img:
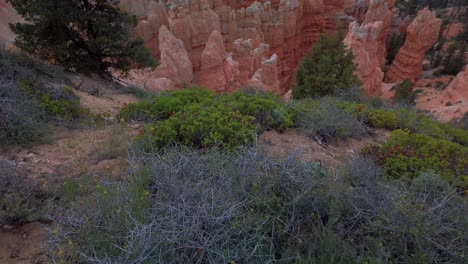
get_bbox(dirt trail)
[0,75,139,263]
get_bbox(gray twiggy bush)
[49,148,467,263]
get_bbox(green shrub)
[393,79,416,105]
[0,49,91,146]
[221,89,293,131]
[298,99,366,140]
[387,33,406,64]
[120,88,216,121]
[122,88,293,149]
[0,160,49,226]
[367,108,398,129]
[0,82,50,147]
[364,130,468,188]
[18,80,81,121]
[135,104,256,150]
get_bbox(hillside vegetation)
[1,1,467,263]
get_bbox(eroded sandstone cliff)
[385,8,442,83]
[121,0,361,93]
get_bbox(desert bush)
[393,79,416,105]
[222,89,293,131]
[387,32,406,64]
[93,124,131,161]
[0,48,67,82]
[0,160,49,226]
[123,88,293,149]
[49,147,468,263]
[135,104,256,150]
[363,129,468,188]
[339,162,467,263]
[0,81,49,147]
[298,99,367,140]
[18,80,81,121]
[120,88,216,121]
[120,85,159,100]
[0,49,99,146]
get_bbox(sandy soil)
[0,74,140,263]
[260,128,390,167]
[0,223,47,264]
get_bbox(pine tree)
[393,79,416,105]
[8,0,157,79]
[293,29,360,99]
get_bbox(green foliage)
[438,43,466,75]
[8,0,157,78]
[290,97,468,147]
[120,88,216,121]
[293,29,360,99]
[18,80,81,121]
[0,160,49,226]
[393,79,416,105]
[366,107,468,146]
[364,130,468,188]
[298,98,366,140]
[0,48,99,147]
[387,33,406,65]
[221,89,293,131]
[396,0,451,16]
[122,88,293,149]
[0,49,79,146]
[137,104,256,150]
[0,82,50,147]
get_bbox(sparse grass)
[93,124,131,161]
[0,48,106,147]
[120,85,159,100]
[0,160,50,226]
[297,98,367,141]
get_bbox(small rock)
[2,224,14,231]
[130,123,142,130]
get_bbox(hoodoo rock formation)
[442,66,468,108]
[344,0,397,95]
[0,0,21,46]
[386,8,442,83]
[344,21,384,95]
[363,0,395,68]
[119,0,361,93]
[247,54,281,93]
[196,30,240,92]
[127,25,193,91]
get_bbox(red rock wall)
[124,0,360,93]
[0,0,361,93]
